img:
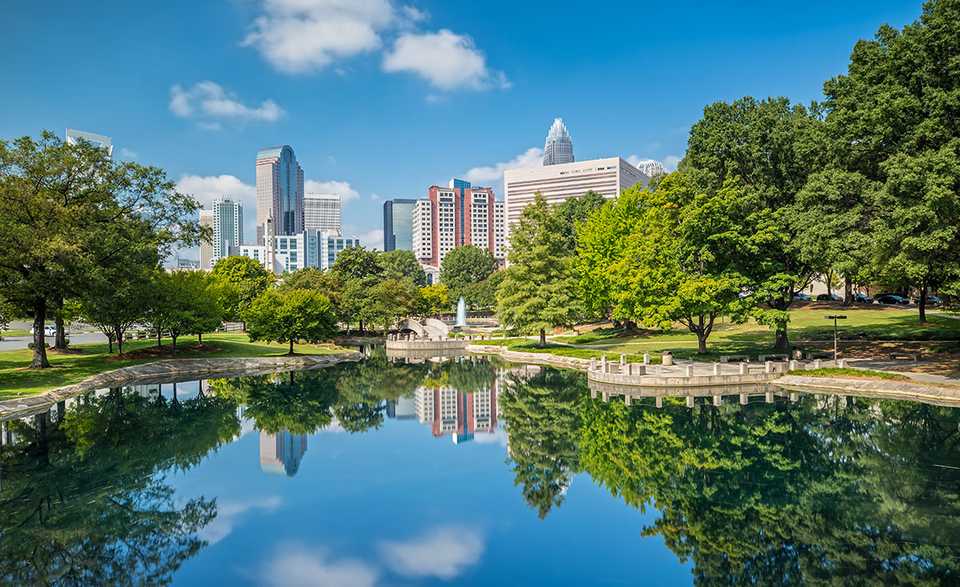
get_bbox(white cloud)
[304,179,359,203]
[169,81,284,126]
[663,155,682,170]
[359,228,384,250]
[380,526,484,579]
[464,147,542,186]
[259,544,378,587]
[243,0,399,74]
[118,147,138,160]
[383,30,509,91]
[198,496,282,545]
[176,174,257,243]
[472,428,509,448]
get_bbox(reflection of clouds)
[259,545,378,587]
[317,419,345,434]
[199,496,282,545]
[473,428,509,448]
[379,526,484,579]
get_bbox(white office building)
[212,198,243,263]
[198,210,214,270]
[240,230,361,274]
[304,193,342,234]
[503,156,648,228]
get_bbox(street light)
[826,315,847,362]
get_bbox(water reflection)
[2,354,960,585]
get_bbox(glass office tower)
[383,199,418,251]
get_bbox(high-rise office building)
[256,145,304,244]
[304,193,342,234]
[383,199,418,251]
[66,129,113,157]
[542,118,574,166]
[211,198,243,263]
[198,210,214,270]
[411,179,507,269]
[240,230,360,273]
[503,157,648,228]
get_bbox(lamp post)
[826,315,847,362]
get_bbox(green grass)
[0,333,347,400]
[0,329,30,338]
[788,367,909,381]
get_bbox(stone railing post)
[620,354,626,368]
[643,353,650,365]
[685,365,694,377]
[686,396,695,408]
[713,395,722,407]
[739,362,748,375]
[764,361,773,374]
[655,396,663,409]
[600,355,607,372]
[739,393,748,405]
[713,363,720,375]
[765,390,774,403]
[814,359,821,369]
[590,358,596,371]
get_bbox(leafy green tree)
[366,277,419,332]
[462,270,503,311]
[80,258,155,354]
[380,249,427,286]
[418,283,451,317]
[0,132,201,368]
[497,195,585,346]
[440,245,498,305]
[683,97,827,350]
[281,268,346,326]
[210,256,273,327]
[142,271,222,352]
[213,370,339,435]
[552,190,607,251]
[245,288,337,354]
[331,246,384,280]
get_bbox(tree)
[822,0,960,320]
[683,97,827,350]
[245,289,337,354]
[142,271,221,352]
[366,278,419,332]
[0,132,201,368]
[497,195,586,346]
[210,256,272,327]
[80,261,155,355]
[331,246,383,280]
[0,294,14,340]
[440,245,498,305]
[380,249,427,286]
[418,283,451,317]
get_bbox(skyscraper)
[542,118,574,166]
[256,145,303,244]
[383,199,418,251]
[66,129,113,157]
[259,430,308,477]
[198,210,214,270]
[211,198,243,262]
[304,193,342,234]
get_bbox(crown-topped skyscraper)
[542,118,574,166]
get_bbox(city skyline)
[2,1,924,250]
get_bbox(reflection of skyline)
[386,396,417,420]
[413,380,499,445]
[259,430,308,477]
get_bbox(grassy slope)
[491,307,960,362]
[788,367,909,381]
[0,333,345,399]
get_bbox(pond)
[2,351,960,585]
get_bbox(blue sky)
[2,0,922,253]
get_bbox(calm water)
[3,352,960,585]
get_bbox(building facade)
[383,199,418,252]
[503,156,648,228]
[411,179,507,269]
[66,128,113,157]
[256,145,304,244]
[211,198,243,263]
[198,209,214,270]
[542,118,574,166]
[240,230,361,274]
[304,193,341,234]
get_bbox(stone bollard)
[602,391,609,402]
[713,363,721,376]
[838,359,847,368]
[814,359,821,369]
[662,351,673,366]
[789,359,797,371]
[739,362,748,375]
[590,358,596,371]
[643,353,650,365]
[686,396,695,408]
[624,394,632,406]
[591,388,597,399]
[789,392,799,403]
[685,365,694,377]
[765,361,773,374]
[620,354,626,367]
[600,355,607,372]
[713,395,722,407]
[765,390,774,403]
[655,396,663,409]
[740,393,748,405]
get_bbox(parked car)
[816,293,842,302]
[852,292,873,304]
[29,325,57,337]
[876,294,910,305]
[912,295,943,306]
[793,292,812,302]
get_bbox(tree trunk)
[774,326,790,352]
[198,332,203,345]
[843,276,853,306]
[919,280,928,323]
[539,328,546,347]
[115,326,124,355]
[359,320,365,334]
[54,297,67,350]
[157,328,162,348]
[697,331,708,354]
[30,297,50,369]
[171,335,177,353]
[106,332,114,354]
[288,339,294,355]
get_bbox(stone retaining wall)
[0,353,361,421]
[776,375,960,406]
[386,339,467,351]
[588,370,783,387]
[466,345,593,370]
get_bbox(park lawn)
[0,333,347,400]
[788,367,909,381]
[0,329,30,338]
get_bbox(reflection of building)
[415,377,499,444]
[386,396,417,420]
[259,430,308,477]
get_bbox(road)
[0,322,108,352]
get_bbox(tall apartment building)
[503,156,648,228]
[383,199,418,251]
[304,193,341,234]
[414,375,499,445]
[411,179,507,268]
[198,210,214,270]
[211,198,243,262]
[256,145,304,244]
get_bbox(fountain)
[455,297,467,329]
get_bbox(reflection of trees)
[578,395,960,584]
[333,350,428,432]
[213,369,338,435]
[499,367,586,519]
[0,387,239,584]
